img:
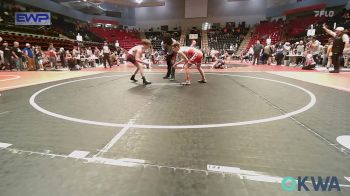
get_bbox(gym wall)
[135,0,267,31]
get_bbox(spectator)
[48,43,57,70]
[325,38,333,69]
[0,37,3,70]
[34,46,44,70]
[296,41,305,65]
[296,41,305,55]
[274,43,284,65]
[58,47,66,68]
[283,42,291,66]
[0,41,13,70]
[102,42,112,68]
[252,40,263,65]
[22,43,35,71]
[262,44,273,65]
[306,37,321,65]
[94,47,101,65]
[190,40,197,47]
[65,50,75,70]
[248,46,254,63]
[115,40,120,50]
[86,47,94,67]
[11,41,23,71]
[72,46,80,67]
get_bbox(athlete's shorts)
[126,54,136,64]
[188,53,203,65]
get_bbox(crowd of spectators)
[240,27,349,72]
[0,37,136,71]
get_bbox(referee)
[102,42,112,68]
[162,33,176,80]
[323,24,349,73]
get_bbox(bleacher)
[89,27,141,50]
[287,9,350,44]
[145,31,181,51]
[286,15,326,37]
[208,28,247,50]
[247,21,283,50]
[246,8,349,50]
[0,31,72,49]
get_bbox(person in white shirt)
[248,46,254,63]
[86,47,94,67]
[283,42,291,66]
[306,37,321,65]
[94,47,101,65]
[102,42,112,68]
[115,40,120,49]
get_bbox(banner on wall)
[15,12,51,25]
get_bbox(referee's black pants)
[103,53,112,68]
[165,53,175,78]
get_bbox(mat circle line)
[29,73,317,129]
[0,75,21,82]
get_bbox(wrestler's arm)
[173,51,188,67]
[322,24,336,37]
[135,48,149,65]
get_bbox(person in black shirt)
[11,41,23,71]
[252,40,263,65]
[323,24,349,73]
[162,33,176,80]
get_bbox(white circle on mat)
[29,73,317,129]
[336,135,350,150]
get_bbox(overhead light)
[136,0,143,4]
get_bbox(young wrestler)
[172,42,207,85]
[127,39,152,85]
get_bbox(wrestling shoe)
[197,79,207,83]
[130,75,138,82]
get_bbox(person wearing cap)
[23,43,35,71]
[323,24,349,73]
